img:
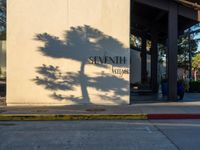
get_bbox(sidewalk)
[0,100,200,120]
[0,93,199,120]
[1,101,200,114]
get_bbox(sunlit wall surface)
[7,0,130,105]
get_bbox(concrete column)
[141,37,147,84]
[151,30,158,93]
[168,1,178,100]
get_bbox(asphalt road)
[0,120,200,150]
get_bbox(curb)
[0,114,148,121]
[147,114,200,119]
[0,114,200,121]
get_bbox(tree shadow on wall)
[34,25,129,104]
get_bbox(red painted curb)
[147,114,200,119]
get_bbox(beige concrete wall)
[7,0,130,105]
[130,50,151,84]
[130,49,141,84]
[0,41,6,77]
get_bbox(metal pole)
[188,31,192,80]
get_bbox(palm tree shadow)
[34,25,129,104]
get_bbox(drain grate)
[85,108,105,112]
[35,110,49,113]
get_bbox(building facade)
[5,0,200,106]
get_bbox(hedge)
[189,80,200,93]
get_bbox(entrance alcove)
[130,0,200,103]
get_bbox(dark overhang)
[131,0,200,42]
